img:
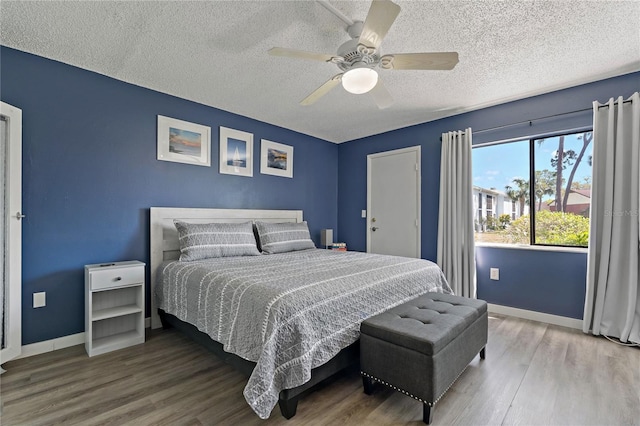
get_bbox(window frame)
[473,128,593,249]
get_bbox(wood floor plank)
[502,325,640,426]
[1,316,638,425]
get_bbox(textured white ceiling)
[1,1,639,143]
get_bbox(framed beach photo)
[219,126,253,177]
[157,115,211,167]
[261,139,293,178]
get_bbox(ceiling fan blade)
[380,52,459,70]
[300,74,343,106]
[369,79,393,109]
[269,47,338,63]
[358,0,401,50]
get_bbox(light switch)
[361,210,367,218]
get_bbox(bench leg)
[480,347,486,360]
[362,376,375,395]
[423,404,433,424]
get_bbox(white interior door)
[367,146,421,258]
[1,101,23,367]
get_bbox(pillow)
[174,221,260,261]
[255,221,316,254]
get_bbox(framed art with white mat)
[261,139,293,178]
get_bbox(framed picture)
[260,139,293,178]
[157,115,211,167]
[219,127,253,177]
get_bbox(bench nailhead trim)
[361,371,432,406]
[361,362,473,408]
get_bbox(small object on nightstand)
[85,260,145,357]
[330,242,347,251]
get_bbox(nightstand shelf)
[85,261,145,357]
[92,304,143,321]
[91,330,144,353]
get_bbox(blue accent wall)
[338,71,639,319]
[475,247,587,318]
[1,46,338,345]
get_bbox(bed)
[150,207,451,419]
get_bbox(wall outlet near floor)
[490,268,500,281]
[33,292,46,308]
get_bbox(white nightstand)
[85,260,145,357]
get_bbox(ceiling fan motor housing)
[336,38,379,72]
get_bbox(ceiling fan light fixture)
[341,67,378,94]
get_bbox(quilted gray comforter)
[157,249,451,419]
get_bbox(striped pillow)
[174,221,260,261]
[255,221,316,254]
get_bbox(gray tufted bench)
[360,292,487,424]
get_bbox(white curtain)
[437,129,476,298]
[0,117,5,350]
[583,92,640,344]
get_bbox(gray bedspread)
[157,248,451,419]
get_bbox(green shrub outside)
[501,210,590,246]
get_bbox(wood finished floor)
[1,314,639,425]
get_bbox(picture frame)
[157,115,211,167]
[219,126,253,177]
[260,139,293,178]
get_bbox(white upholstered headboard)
[149,207,303,328]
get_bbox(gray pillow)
[255,221,316,254]
[174,221,260,261]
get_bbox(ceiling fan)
[268,0,459,109]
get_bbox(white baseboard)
[16,317,153,360]
[17,332,85,359]
[12,310,582,360]
[488,304,583,330]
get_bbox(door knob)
[15,211,26,221]
[371,226,378,232]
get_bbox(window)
[472,130,593,247]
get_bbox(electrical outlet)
[33,292,46,308]
[490,268,500,281]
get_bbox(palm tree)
[505,178,529,218]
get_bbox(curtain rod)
[440,98,633,139]
[472,107,591,135]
